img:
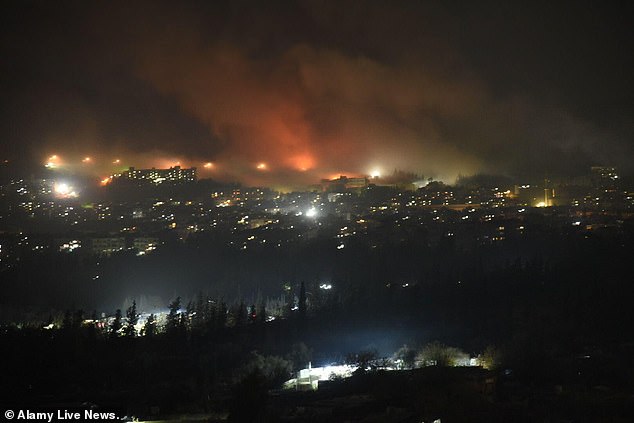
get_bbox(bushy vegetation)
[417,341,470,367]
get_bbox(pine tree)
[235,301,246,327]
[194,292,205,331]
[258,302,267,324]
[217,301,228,329]
[62,310,72,330]
[87,310,98,339]
[110,309,122,338]
[185,300,195,331]
[143,313,156,337]
[72,309,84,330]
[166,297,181,335]
[124,300,138,337]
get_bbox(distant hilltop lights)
[39,154,433,187]
[113,166,197,185]
[44,154,123,169]
[40,153,317,183]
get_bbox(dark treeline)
[2,222,634,410]
[1,213,634,419]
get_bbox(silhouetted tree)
[110,309,122,338]
[394,344,417,369]
[234,301,246,327]
[72,309,84,330]
[417,341,468,367]
[346,349,380,373]
[142,313,156,337]
[217,301,228,329]
[166,297,181,335]
[193,292,205,331]
[477,345,503,370]
[86,310,99,339]
[257,302,266,324]
[287,342,312,372]
[185,300,195,330]
[124,300,138,337]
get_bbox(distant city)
[1,161,631,313]
[1,163,629,262]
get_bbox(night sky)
[1,0,632,185]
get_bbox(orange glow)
[203,162,214,169]
[100,176,112,186]
[289,154,315,171]
[325,171,364,180]
[82,157,92,163]
[256,162,267,170]
[113,159,121,164]
[45,154,61,168]
[152,158,188,169]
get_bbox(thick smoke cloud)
[1,1,632,184]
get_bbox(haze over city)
[2,1,633,186]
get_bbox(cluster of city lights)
[44,153,390,185]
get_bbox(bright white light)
[319,283,332,290]
[336,243,345,250]
[370,169,381,178]
[54,183,71,195]
[306,207,317,218]
[54,182,78,198]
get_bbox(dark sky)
[1,0,632,184]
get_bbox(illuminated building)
[591,166,619,191]
[118,166,196,184]
[91,237,126,256]
[133,237,159,255]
